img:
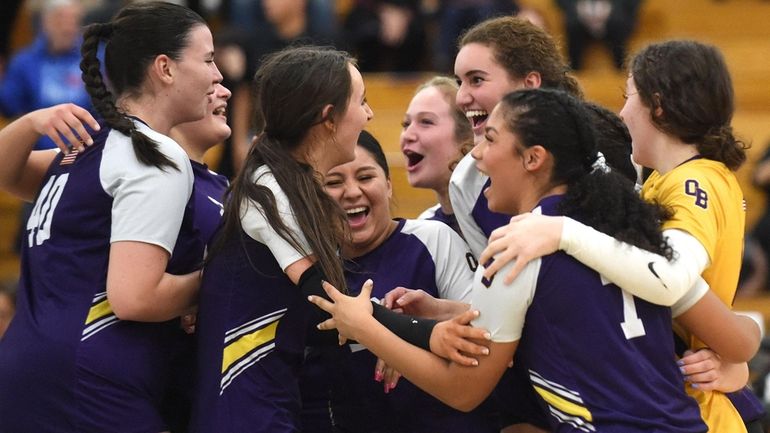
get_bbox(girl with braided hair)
[309,88,707,432]
[0,2,222,431]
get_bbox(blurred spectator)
[0,0,92,257]
[741,145,770,295]
[555,0,641,70]
[0,0,24,77]
[211,28,252,178]
[0,281,16,340]
[433,0,520,73]
[343,0,427,72]
[214,0,341,177]
[83,0,125,24]
[251,0,339,61]
[0,0,92,150]
[224,0,337,40]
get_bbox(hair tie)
[590,152,610,174]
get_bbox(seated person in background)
[555,0,641,70]
[343,0,427,71]
[0,0,93,255]
[432,0,520,72]
[0,0,92,150]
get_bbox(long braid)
[80,21,178,171]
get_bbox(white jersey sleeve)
[401,219,475,302]
[671,276,710,318]
[448,153,489,258]
[559,218,710,306]
[101,125,194,254]
[239,165,312,271]
[471,257,540,343]
[417,203,441,220]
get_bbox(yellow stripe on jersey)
[533,384,593,422]
[85,298,113,325]
[222,320,279,374]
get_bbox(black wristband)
[371,302,437,351]
[298,264,325,299]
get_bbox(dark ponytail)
[630,40,748,171]
[499,89,672,259]
[214,46,355,294]
[697,124,747,171]
[460,16,584,99]
[80,2,206,171]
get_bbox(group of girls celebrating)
[0,1,761,432]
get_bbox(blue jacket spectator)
[0,0,92,150]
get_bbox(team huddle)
[0,1,761,433]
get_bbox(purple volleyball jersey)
[167,161,228,275]
[418,203,462,237]
[162,160,227,430]
[728,386,765,423]
[448,153,511,258]
[0,122,194,433]
[472,195,707,433]
[192,166,314,433]
[301,218,494,433]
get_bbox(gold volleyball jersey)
[642,158,746,433]
[642,158,745,322]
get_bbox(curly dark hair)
[630,40,748,171]
[499,89,672,259]
[584,102,637,183]
[460,16,583,99]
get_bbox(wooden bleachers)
[365,0,770,220]
[0,112,20,283]
[0,191,20,284]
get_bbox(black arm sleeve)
[298,264,339,345]
[371,303,437,351]
[300,265,437,350]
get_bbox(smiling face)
[619,75,657,169]
[170,24,223,125]
[171,82,231,157]
[400,86,463,192]
[454,43,525,139]
[324,145,393,258]
[471,104,528,214]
